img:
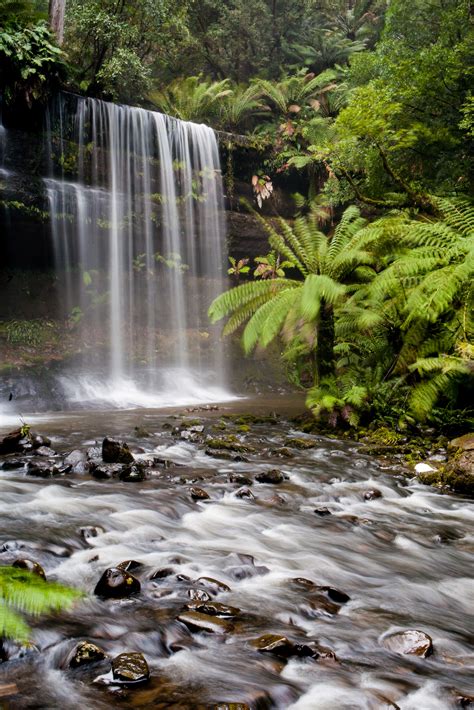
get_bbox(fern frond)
[242,288,300,353]
[208,279,298,322]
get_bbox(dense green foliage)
[0,1,64,106]
[211,199,473,427]
[0,566,81,641]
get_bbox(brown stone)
[383,630,433,658]
[177,611,233,634]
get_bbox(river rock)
[118,462,146,482]
[79,526,104,542]
[30,434,52,449]
[26,461,60,478]
[90,463,123,480]
[12,558,46,579]
[250,634,295,658]
[68,641,107,668]
[35,446,56,457]
[284,438,316,449]
[0,429,24,455]
[211,704,250,710]
[255,469,285,484]
[318,586,350,604]
[383,629,433,658]
[228,473,253,486]
[196,577,231,594]
[235,487,255,500]
[185,601,240,617]
[117,560,143,572]
[1,459,25,470]
[102,437,134,464]
[150,567,174,580]
[314,507,332,516]
[177,611,233,634]
[449,433,474,451]
[111,652,150,684]
[190,486,210,501]
[364,489,382,501]
[294,641,338,661]
[188,588,212,602]
[94,568,141,598]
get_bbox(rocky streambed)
[0,403,473,709]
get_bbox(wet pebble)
[255,469,285,484]
[177,610,234,634]
[382,629,433,658]
[94,568,141,599]
[68,641,107,668]
[111,652,150,685]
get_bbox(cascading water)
[44,93,232,408]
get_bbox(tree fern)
[0,567,81,642]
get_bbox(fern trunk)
[314,304,335,386]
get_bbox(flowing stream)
[0,402,472,709]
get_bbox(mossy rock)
[418,464,474,496]
[285,438,317,450]
[205,437,255,454]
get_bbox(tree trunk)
[49,0,66,45]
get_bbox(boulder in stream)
[196,577,231,594]
[255,469,285,484]
[26,461,60,478]
[250,634,295,659]
[177,610,234,634]
[94,568,141,599]
[185,601,240,618]
[190,486,210,501]
[382,629,433,658]
[102,437,134,464]
[111,652,150,685]
[68,641,107,668]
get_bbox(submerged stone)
[284,438,317,449]
[102,437,134,464]
[26,460,60,478]
[383,630,433,658]
[235,487,255,500]
[111,652,150,684]
[364,489,383,501]
[188,588,212,602]
[177,611,234,634]
[94,568,140,599]
[196,577,231,594]
[190,486,210,501]
[69,641,107,668]
[79,526,104,542]
[185,601,240,617]
[228,473,253,486]
[117,560,143,572]
[255,469,285,484]
[250,634,295,658]
[150,567,174,580]
[118,462,146,482]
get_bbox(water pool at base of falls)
[0,400,472,709]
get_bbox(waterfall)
[44,94,231,407]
